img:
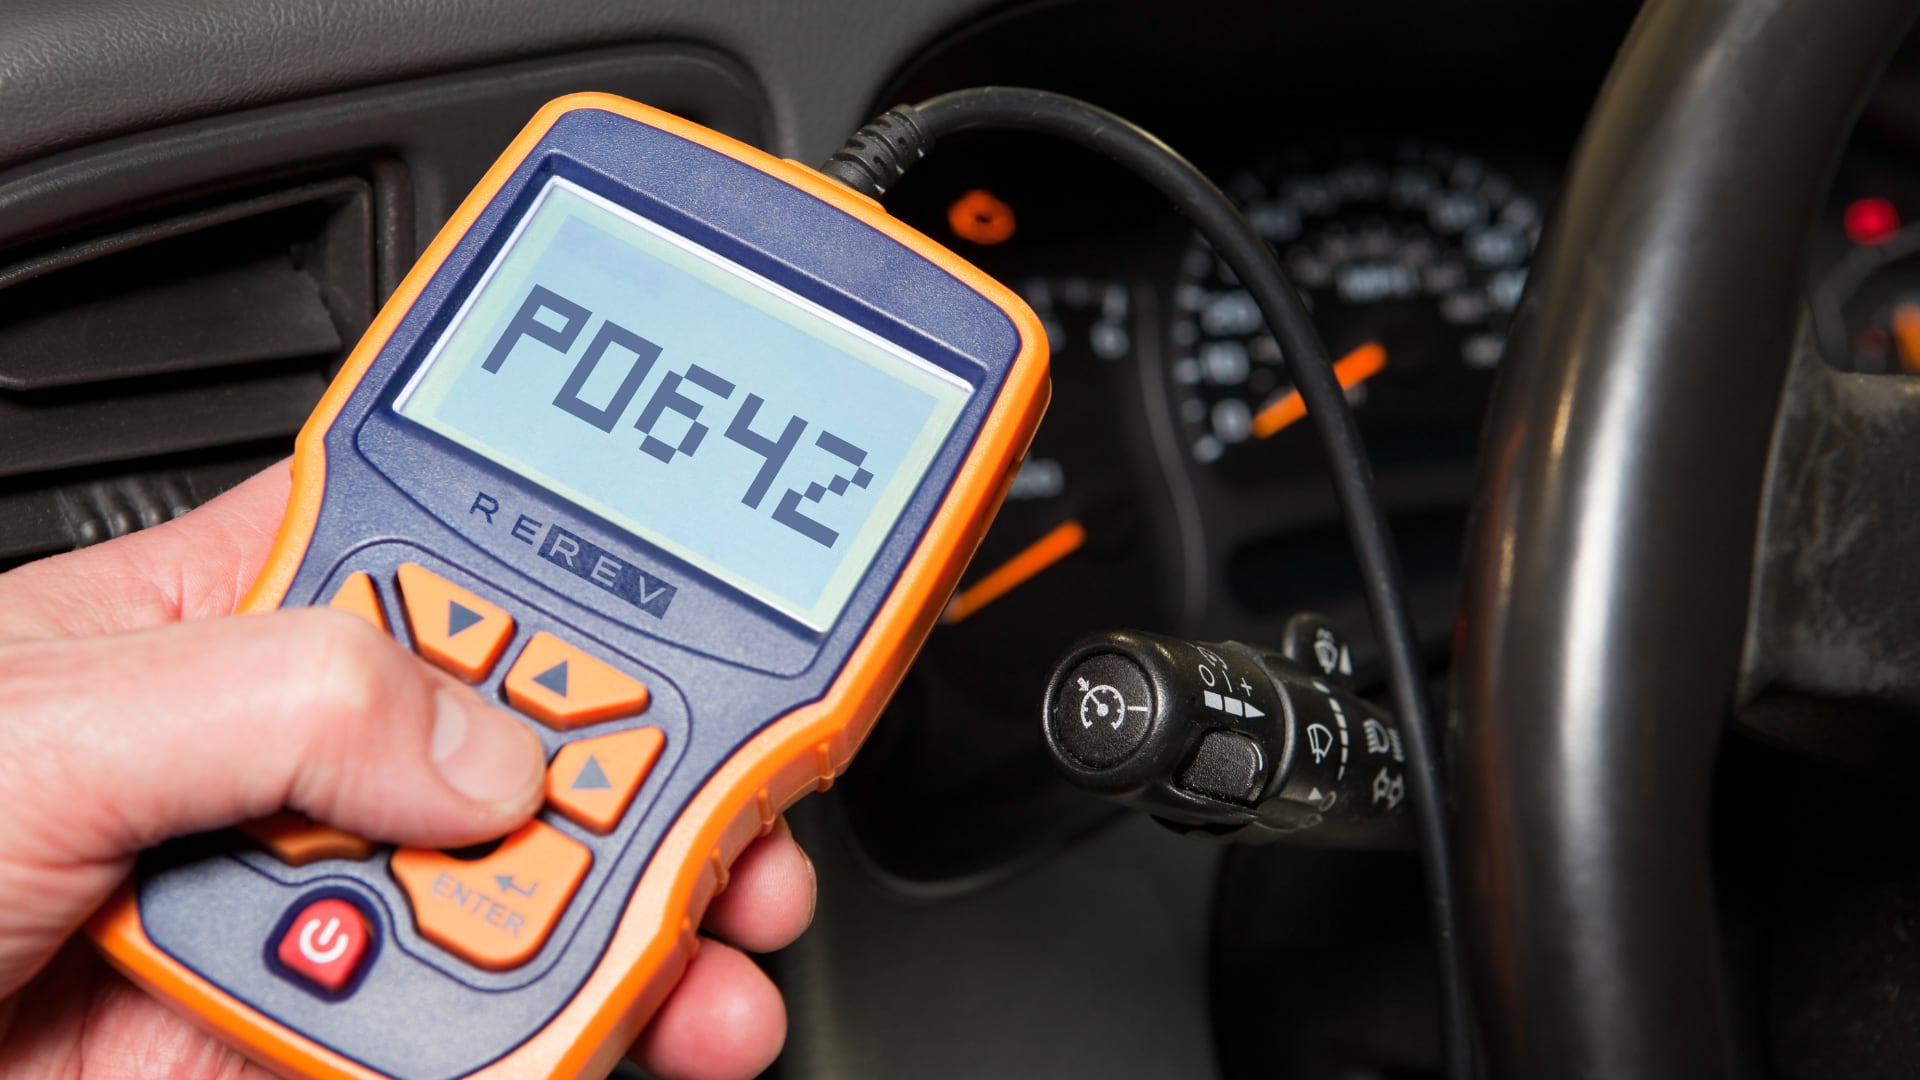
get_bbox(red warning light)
[1845,197,1901,246]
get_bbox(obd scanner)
[87,94,1048,1080]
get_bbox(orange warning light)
[948,189,1017,245]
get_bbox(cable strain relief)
[820,107,931,198]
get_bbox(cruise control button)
[276,897,372,992]
[395,563,514,681]
[240,812,374,866]
[504,633,650,729]
[1051,652,1155,769]
[390,822,590,971]
[328,572,388,633]
[545,728,665,833]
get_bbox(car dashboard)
[5,0,1920,1076]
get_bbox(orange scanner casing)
[87,93,1047,1079]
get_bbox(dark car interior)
[9,0,1920,1075]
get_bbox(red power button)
[276,898,371,992]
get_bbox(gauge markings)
[942,520,1087,625]
[1171,145,1539,473]
[1251,341,1387,439]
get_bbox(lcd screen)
[396,178,972,629]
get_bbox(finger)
[0,607,545,864]
[701,818,816,953]
[0,607,545,997]
[0,463,291,642]
[629,941,786,1080]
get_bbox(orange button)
[545,728,665,834]
[240,812,375,866]
[328,572,388,633]
[395,563,514,681]
[503,633,650,729]
[390,822,590,971]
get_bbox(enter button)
[390,822,590,971]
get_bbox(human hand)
[0,464,813,1079]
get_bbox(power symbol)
[277,898,370,991]
[299,916,350,965]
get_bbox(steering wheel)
[1454,0,1920,1075]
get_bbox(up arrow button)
[504,633,649,730]
[571,755,613,791]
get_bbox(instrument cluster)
[836,0,1665,883]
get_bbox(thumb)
[0,607,546,995]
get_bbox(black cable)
[825,87,1473,1080]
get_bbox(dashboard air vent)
[0,177,375,567]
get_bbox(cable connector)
[819,106,931,197]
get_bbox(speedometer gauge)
[1171,145,1541,484]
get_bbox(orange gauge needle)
[1893,302,1920,374]
[941,519,1087,625]
[1251,341,1389,439]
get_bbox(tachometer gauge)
[834,142,1188,883]
[1809,171,1920,375]
[844,271,1175,879]
[1171,145,1541,484]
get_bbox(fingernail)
[431,691,544,807]
[798,844,818,930]
[779,816,820,929]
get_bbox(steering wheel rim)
[1453,0,1917,1075]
